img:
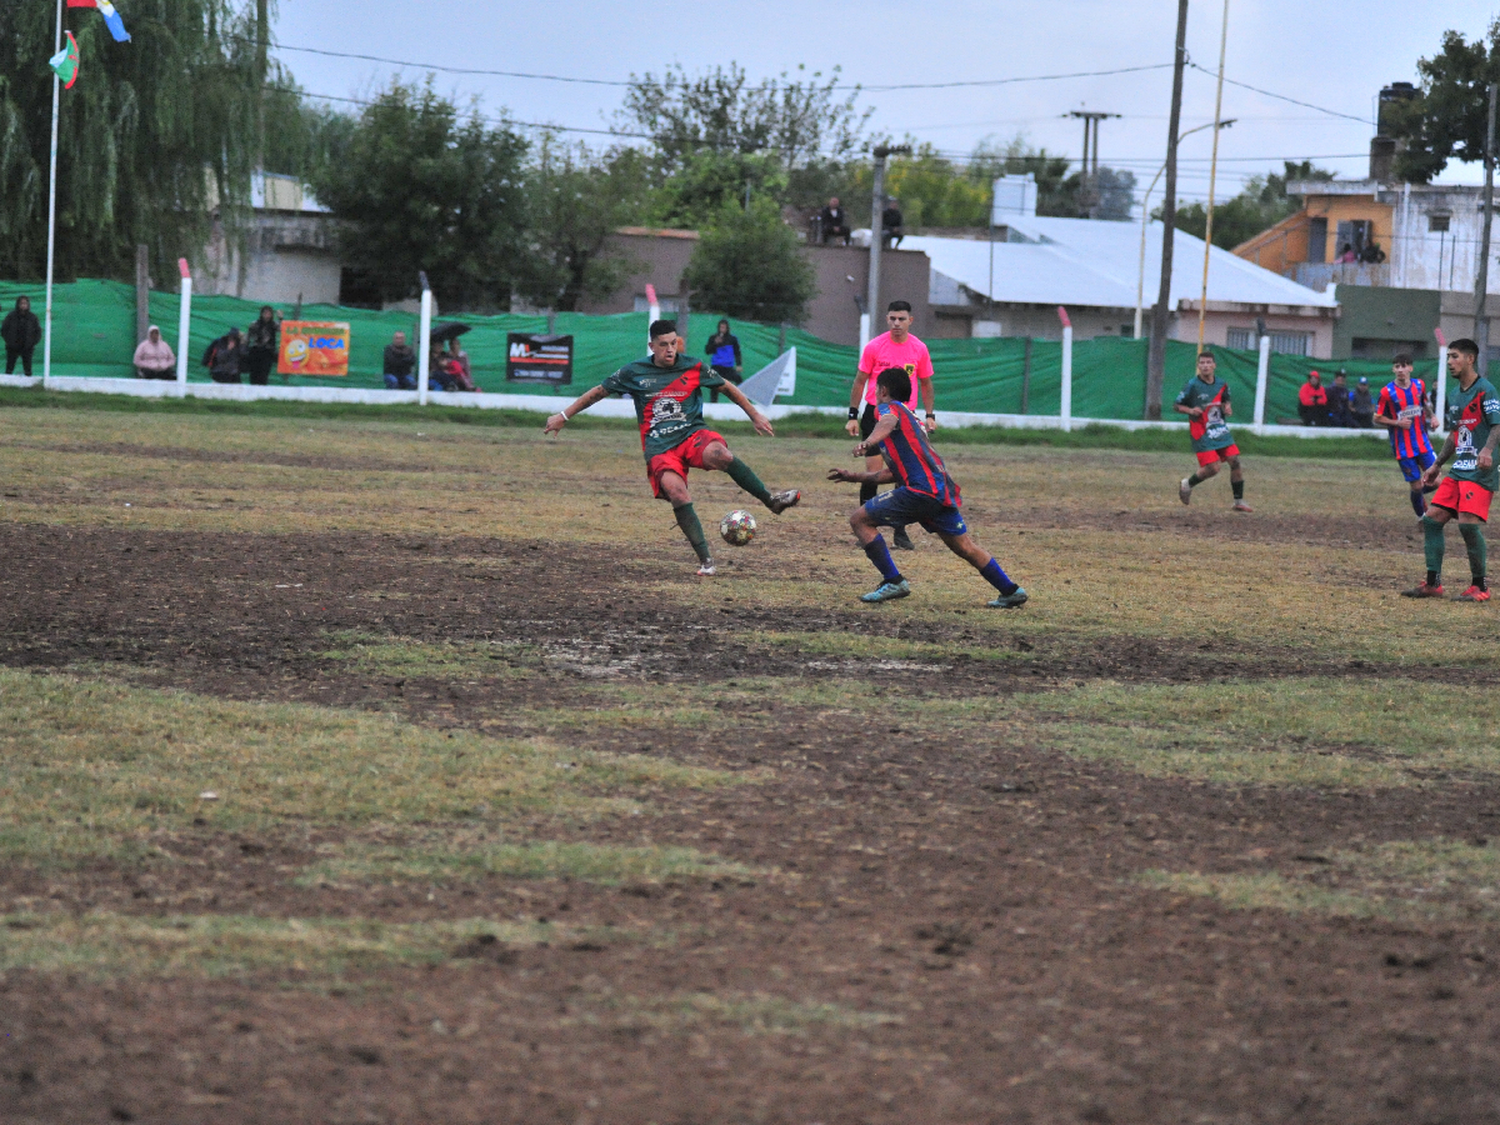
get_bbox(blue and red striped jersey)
[874,402,962,506]
[1377,378,1433,459]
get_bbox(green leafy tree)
[682,197,817,324]
[516,140,653,311]
[1166,160,1336,248]
[968,135,1076,217]
[0,0,289,281]
[1392,21,1500,183]
[311,79,528,311]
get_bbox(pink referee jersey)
[858,332,933,408]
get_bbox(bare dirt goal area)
[3,410,1500,1125]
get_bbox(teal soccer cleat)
[986,586,1028,609]
[860,579,911,603]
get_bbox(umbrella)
[430,321,472,344]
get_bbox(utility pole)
[1145,0,1190,421]
[1474,82,1497,375]
[867,143,911,337]
[1195,0,1232,353]
[1067,111,1118,218]
[255,0,269,164]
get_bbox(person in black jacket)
[202,328,244,384]
[704,319,743,403]
[2,296,43,376]
[817,197,851,245]
[244,306,280,385]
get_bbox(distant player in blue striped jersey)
[827,367,1028,607]
[1373,352,1437,518]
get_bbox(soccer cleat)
[766,489,802,514]
[1178,477,1193,505]
[1455,585,1491,602]
[696,560,716,576]
[892,527,916,550]
[1400,581,1445,598]
[1232,499,1254,513]
[860,579,911,603]
[987,586,1028,609]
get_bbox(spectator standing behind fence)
[132,325,175,380]
[704,319,743,403]
[817,197,851,245]
[882,199,905,248]
[244,306,280,386]
[383,331,416,389]
[1328,370,1354,427]
[1298,370,1329,426]
[2,296,42,377]
[1351,376,1375,428]
[202,327,244,384]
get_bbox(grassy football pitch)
[2,400,1499,1124]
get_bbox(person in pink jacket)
[132,325,176,380]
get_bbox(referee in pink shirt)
[846,300,936,549]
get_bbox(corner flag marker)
[48,31,80,89]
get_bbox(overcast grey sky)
[275,0,1500,203]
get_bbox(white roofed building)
[907,213,1340,359]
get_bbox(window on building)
[1226,327,1256,350]
[1429,213,1451,233]
[1268,330,1311,356]
[1334,219,1373,259]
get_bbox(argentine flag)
[67,0,131,43]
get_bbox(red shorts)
[647,429,727,498]
[1195,444,1240,467]
[1430,476,1493,521]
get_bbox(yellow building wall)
[1301,195,1394,262]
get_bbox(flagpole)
[43,0,62,388]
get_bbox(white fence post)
[1058,306,1073,433]
[1253,333,1270,432]
[645,283,660,348]
[175,258,192,396]
[1433,327,1448,433]
[417,285,433,407]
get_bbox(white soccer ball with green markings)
[719,509,757,546]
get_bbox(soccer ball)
[719,509,757,546]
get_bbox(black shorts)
[712,365,742,386]
[859,402,877,440]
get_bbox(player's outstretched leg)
[1403,511,1449,597]
[937,530,1028,608]
[848,505,909,603]
[658,470,716,576]
[702,442,801,514]
[1456,518,1490,602]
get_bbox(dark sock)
[724,457,772,505]
[859,480,878,505]
[673,503,711,564]
[1422,515,1445,578]
[863,535,902,584]
[1459,522,1487,586]
[1231,479,1245,500]
[978,558,1018,596]
[1410,490,1427,519]
[1186,473,1204,488]
[1428,569,1440,587]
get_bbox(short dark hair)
[876,366,912,402]
[886,300,912,314]
[649,319,678,340]
[1197,347,1215,361]
[1451,337,1481,360]
[1393,352,1413,366]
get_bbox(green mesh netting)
[0,279,1433,423]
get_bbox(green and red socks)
[725,457,773,506]
[673,503,711,564]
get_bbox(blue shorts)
[1397,451,1436,483]
[863,487,968,536]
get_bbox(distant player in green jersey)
[542,319,801,576]
[1403,338,1500,602]
[1175,349,1252,512]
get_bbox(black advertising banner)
[506,333,573,385]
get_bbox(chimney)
[1370,81,1418,182]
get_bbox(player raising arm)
[543,319,801,576]
[828,367,1027,608]
[1372,351,1437,519]
[1403,338,1500,601]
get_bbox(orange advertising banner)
[277,321,351,377]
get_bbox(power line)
[860,62,1173,91]
[1187,62,1370,124]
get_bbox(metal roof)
[904,215,1338,311]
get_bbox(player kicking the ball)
[1175,348,1252,512]
[1402,337,1500,602]
[543,319,801,575]
[827,367,1027,607]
